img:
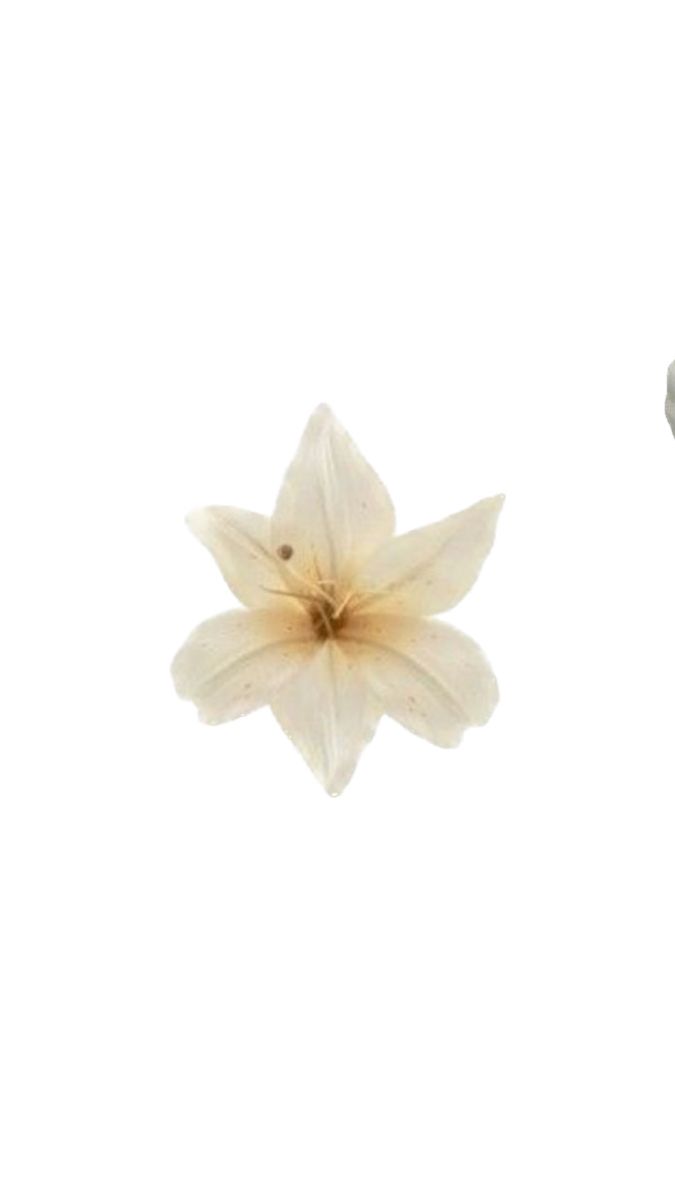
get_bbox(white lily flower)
[666,360,675,438]
[172,406,504,794]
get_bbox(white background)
[2,2,674,1197]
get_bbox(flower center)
[270,543,368,640]
[309,596,349,641]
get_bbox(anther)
[277,544,294,561]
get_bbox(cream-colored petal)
[271,405,395,586]
[356,495,504,616]
[271,640,381,795]
[187,507,293,610]
[171,608,314,725]
[343,613,498,748]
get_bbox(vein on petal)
[174,636,314,695]
[341,635,469,722]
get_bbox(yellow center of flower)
[308,591,350,641]
[272,544,361,640]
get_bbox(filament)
[277,558,336,606]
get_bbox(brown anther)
[310,602,347,641]
[277,544,294,561]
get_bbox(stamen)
[348,588,389,613]
[313,605,334,639]
[261,586,315,607]
[332,590,355,620]
[277,557,336,607]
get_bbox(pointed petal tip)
[476,491,506,528]
[286,403,341,454]
[486,492,506,510]
[284,733,361,796]
[185,504,238,531]
[307,401,338,429]
[464,493,505,520]
[184,507,210,537]
[323,764,357,796]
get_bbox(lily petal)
[666,360,675,438]
[356,495,504,615]
[172,608,314,724]
[343,613,498,747]
[187,507,292,609]
[271,405,395,585]
[271,640,381,794]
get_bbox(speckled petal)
[271,405,395,585]
[187,507,292,609]
[171,608,314,724]
[343,612,498,747]
[356,495,504,616]
[271,640,381,794]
